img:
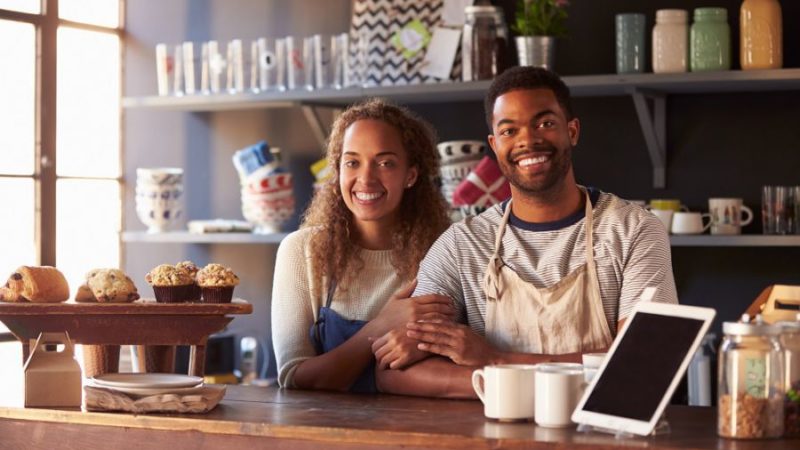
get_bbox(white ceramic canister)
[652,9,689,73]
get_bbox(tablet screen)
[581,312,705,421]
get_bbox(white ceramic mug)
[649,209,674,233]
[708,198,753,235]
[472,364,537,421]
[671,211,712,235]
[534,363,585,428]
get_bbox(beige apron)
[482,189,614,354]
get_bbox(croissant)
[0,266,69,303]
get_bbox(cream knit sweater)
[271,227,404,388]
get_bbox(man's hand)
[372,329,430,370]
[371,280,455,335]
[406,320,501,367]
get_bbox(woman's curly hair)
[302,98,451,297]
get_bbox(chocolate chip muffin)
[196,263,240,303]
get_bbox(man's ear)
[569,118,580,146]
[488,134,497,154]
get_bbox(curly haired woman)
[271,98,452,393]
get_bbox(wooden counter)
[0,385,797,449]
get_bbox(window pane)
[59,0,118,28]
[0,341,23,404]
[0,178,36,283]
[0,0,39,14]
[0,20,35,175]
[57,27,120,178]
[57,179,120,294]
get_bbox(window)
[0,1,122,378]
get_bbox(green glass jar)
[690,7,731,71]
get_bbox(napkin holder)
[746,284,800,324]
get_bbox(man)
[371,67,678,398]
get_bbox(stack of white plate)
[88,373,203,396]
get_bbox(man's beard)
[501,143,573,195]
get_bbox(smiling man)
[372,67,679,398]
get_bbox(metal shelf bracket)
[630,88,667,189]
[301,105,342,152]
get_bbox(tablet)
[571,301,715,436]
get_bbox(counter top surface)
[1,385,797,449]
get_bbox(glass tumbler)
[762,186,794,234]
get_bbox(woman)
[271,98,452,393]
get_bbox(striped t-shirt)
[413,188,678,337]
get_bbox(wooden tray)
[0,298,253,376]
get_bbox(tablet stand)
[576,413,671,439]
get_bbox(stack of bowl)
[437,140,487,207]
[233,141,295,234]
[135,168,184,233]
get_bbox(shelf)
[122,70,800,111]
[669,235,800,247]
[121,231,800,247]
[122,69,800,189]
[122,231,289,244]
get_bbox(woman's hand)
[372,328,430,370]
[371,279,455,335]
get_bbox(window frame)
[0,0,125,340]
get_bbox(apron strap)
[580,187,597,277]
[312,279,337,352]
[483,200,514,302]
[325,279,337,308]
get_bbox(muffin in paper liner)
[201,286,234,304]
[189,284,202,302]
[153,285,195,303]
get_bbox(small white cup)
[472,364,537,421]
[581,352,607,383]
[671,211,711,235]
[534,363,585,428]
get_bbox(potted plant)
[512,0,569,70]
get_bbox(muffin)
[175,261,201,301]
[145,264,195,303]
[196,263,239,303]
[76,268,140,303]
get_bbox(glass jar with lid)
[718,314,785,439]
[462,5,509,81]
[779,314,800,437]
[652,9,688,73]
[690,7,731,72]
[740,0,783,70]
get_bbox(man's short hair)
[484,66,574,130]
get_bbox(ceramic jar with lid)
[462,5,508,81]
[740,0,783,69]
[779,314,800,437]
[652,9,688,73]
[690,8,731,72]
[718,314,785,439]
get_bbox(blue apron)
[309,281,377,393]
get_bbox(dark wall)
[410,0,800,337]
